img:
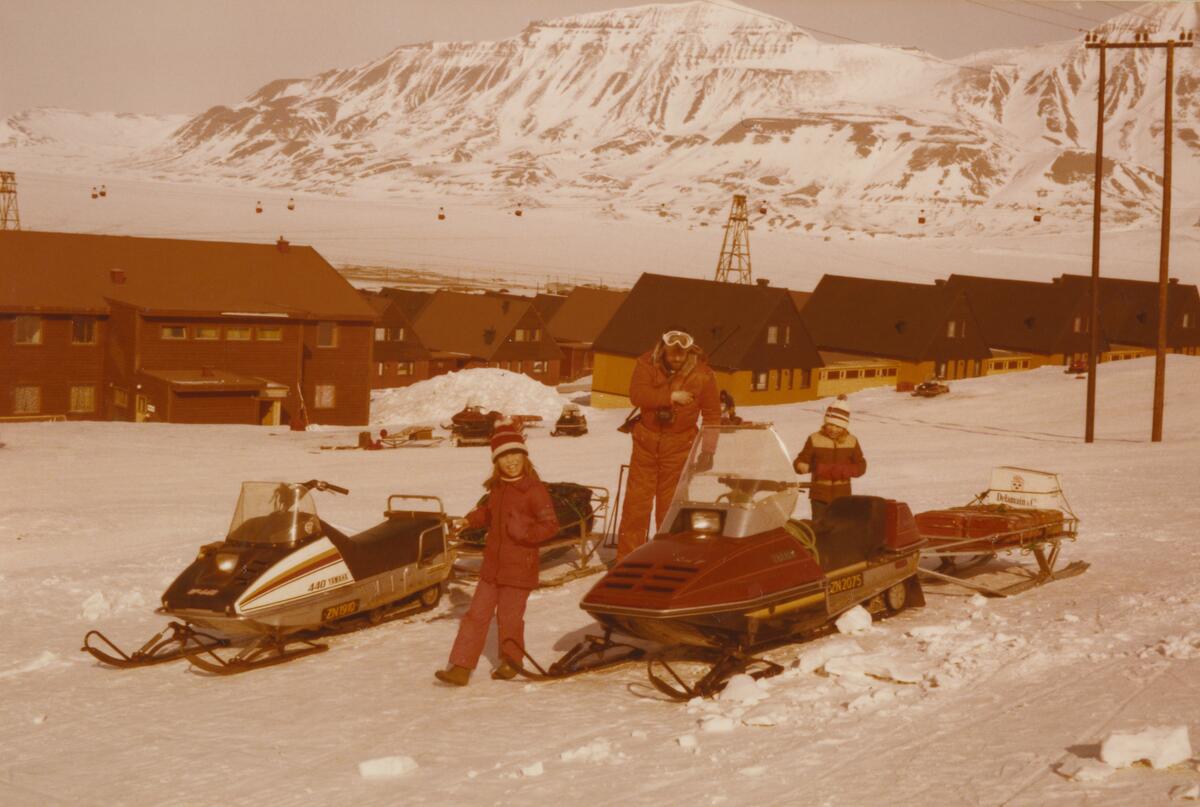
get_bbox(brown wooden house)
[545,286,628,382]
[0,230,375,425]
[592,273,823,407]
[409,291,563,384]
[361,290,433,389]
[800,275,990,384]
[944,274,1108,370]
[1054,275,1200,358]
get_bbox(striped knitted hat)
[824,396,850,429]
[490,422,527,460]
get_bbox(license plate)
[321,600,359,622]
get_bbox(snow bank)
[1100,726,1192,770]
[371,368,567,427]
[357,755,419,779]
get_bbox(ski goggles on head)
[662,330,694,349]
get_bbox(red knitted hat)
[824,396,850,428]
[490,422,527,461]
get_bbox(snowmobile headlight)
[690,510,722,534]
[215,553,239,573]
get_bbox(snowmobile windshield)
[660,424,802,539]
[225,482,321,545]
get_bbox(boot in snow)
[491,660,519,680]
[435,665,471,686]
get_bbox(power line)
[1098,1,1160,26]
[1014,0,1112,26]
[961,0,1087,33]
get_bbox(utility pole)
[1084,28,1193,443]
[714,194,752,284]
[0,171,20,230]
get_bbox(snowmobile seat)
[328,515,445,581]
[812,496,888,573]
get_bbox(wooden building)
[409,291,563,384]
[1,231,375,425]
[1053,275,1200,359]
[544,286,628,382]
[361,290,433,389]
[800,275,990,384]
[944,274,1107,371]
[591,273,823,408]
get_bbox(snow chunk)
[1142,632,1200,660]
[835,605,872,635]
[907,624,954,640]
[699,715,737,734]
[969,593,988,608]
[676,733,698,750]
[1171,783,1200,801]
[1061,613,1080,623]
[718,674,769,705]
[560,738,612,763]
[1100,726,1192,770]
[792,637,864,675]
[80,591,111,621]
[1057,756,1114,782]
[845,688,896,712]
[32,714,47,725]
[371,368,567,427]
[357,756,419,779]
[519,761,544,777]
[823,653,925,684]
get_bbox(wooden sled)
[916,466,1087,597]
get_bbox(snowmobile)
[551,403,588,437]
[82,480,453,674]
[508,424,926,699]
[912,379,950,397]
[915,466,1087,597]
[445,404,502,447]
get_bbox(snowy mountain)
[0,108,190,171]
[3,1,1198,235]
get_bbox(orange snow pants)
[617,424,697,559]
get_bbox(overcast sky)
[0,0,1142,119]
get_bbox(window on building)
[69,385,96,413]
[71,317,97,344]
[883,367,897,377]
[397,362,413,376]
[513,328,528,342]
[13,386,41,414]
[531,329,541,341]
[773,370,781,390]
[377,362,384,376]
[766,325,779,345]
[864,368,877,378]
[946,320,957,338]
[314,385,336,408]
[825,370,842,381]
[194,325,219,340]
[14,316,42,344]
[161,325,186,340]
[317,322,337,348]
[375,327,386,341]
[1021,359,1030,369]
[751,371,768,391]
[783,369,792,389]
[226,326,251,341]
[784,325,791,346]
[532,360,548,374]
[112,388,129,408]
[800,369,812,388]
[845,369,860,379]
[1183,313,1194,329]
[1073,316,1087,333]
[257,326,282,341]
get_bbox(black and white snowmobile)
[82,480,454,674]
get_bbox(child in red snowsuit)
[435,423,560,686]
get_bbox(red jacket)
[629,345,721,451]
[465,475,560,589]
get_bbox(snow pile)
[1141,632,1200,660]
[1100,726,1192,770]
[559,738,612,763]
[835,605,873,635]
[371,368,567,427]
[357,755,419,779]
[790,637,865,675]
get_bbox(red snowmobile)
[509,424,926,699]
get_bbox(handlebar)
[300,479,350,495]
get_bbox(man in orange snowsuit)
[617,330,721,559]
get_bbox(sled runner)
[451,483,611,587]
[515,424,926,699]
[916,466,1087,597]
[82,482,455,674]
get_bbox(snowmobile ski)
[82,622,226,669]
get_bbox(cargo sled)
[916,467,1086,597]
[451,482,611,587]
[82,481,454,674]
[508,424,926,699]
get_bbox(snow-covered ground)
[2,356,1199,805]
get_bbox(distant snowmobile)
[82,480,453,674]
[551,403,588,436]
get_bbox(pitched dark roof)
[593,273,822,371]
[801,275,990,361]
[945,274,1109,355]
[789,290,812,312]
[359,289,431,361]
[546,287,628,344]
[378,287,433,319]
[532,293,568,323]
[0,230,375,320]
[1054,274,1200,348]
[411,291,560,361]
